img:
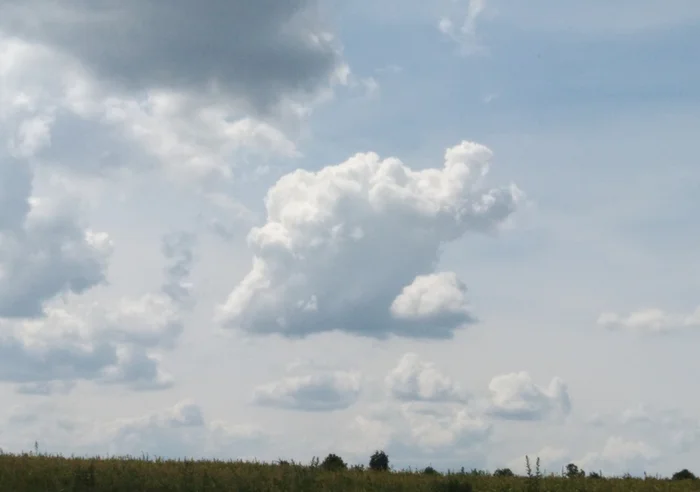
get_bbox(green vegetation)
[0,449,698,491]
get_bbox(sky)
[0,0,699,477]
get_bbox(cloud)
[105,400,268,459]
[253,371,361,412]
[587,404,700,454]
[386,353,467,402]
[161,231,197,307]
[438,0,489,55]
[342,402,491,462]
[0,157,112,318]
[3,400,268,460]
[402,405,491,452]
[577,437,660,476]
[0,294,182,391]
[0,0,346,114]
[487,372,571,421]
[0,225,197,393]
[0,15,341,185]
[389,272,475,334]
[597,307,700,334]
[217,140,522,339]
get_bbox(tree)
[564,463,585,478]
[369,450,389,471]
[320,453,347,472]
[423,466,439,475]
[672,469,697,480]
[493,468,514,477]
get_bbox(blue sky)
[0,0,699,476]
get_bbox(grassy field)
[1,452,699,492]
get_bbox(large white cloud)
[487,372,571,421]
[253,371,362,412]
[386,353,467,402]
[597,307,700,334]
[217,141,522,338]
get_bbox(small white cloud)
[253,371,362,412]
[390,272,475,334]
[439,0,490,55]
[386,353,467,402]
[487,372,571,421]
[597,307,700,334]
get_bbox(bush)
[369,450,389,471]
[493,467,514,477]
[423,466,439,475]
[320,453,347,472]
[564,463,585,478]
[671,468,697,480]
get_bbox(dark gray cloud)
[0,0,343,113]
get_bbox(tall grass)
[0,452,698,491]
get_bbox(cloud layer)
[0,0,345,113]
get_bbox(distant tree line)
[304,449,698,481]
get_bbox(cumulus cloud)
[0,294,182,391]
[487,372,571,421]
[0,156,112,318]
[0,223,196,392]
[253,371,361,412]
[217,140,521,339]
[577,437,660,476]
[386,353,467,402]
[597,307,700,334]
[390,272,475,333]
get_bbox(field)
[1,453,700,492]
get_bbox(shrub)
[369,450,389,471]
[672,468,697,480]
[493,467,514,477]
[320,453,347,472]
[564,463,585,478]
